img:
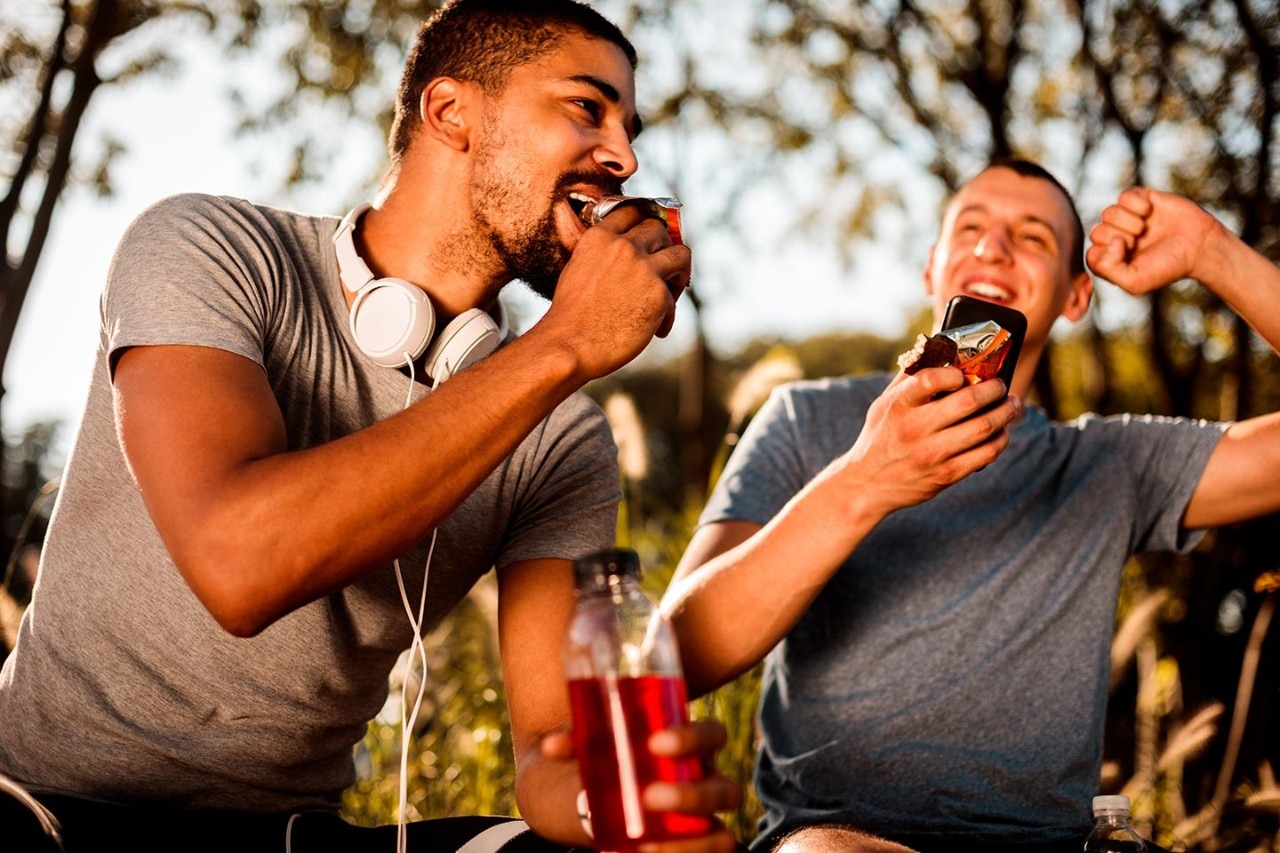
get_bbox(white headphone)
[333,204,506,381]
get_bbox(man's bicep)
[1183,412,1280,528]
[112,344,287,548]
[671,519,764,584]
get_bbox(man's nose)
[594,130,638,180]
[974,226,1012,262]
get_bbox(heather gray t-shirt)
[700,374,1226,849]
[0,194,620,812]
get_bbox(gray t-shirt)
[0,194,620,812]
[700,374,1226,848]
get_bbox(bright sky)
[6,24,933,465]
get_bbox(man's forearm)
[1196,222,1280,356]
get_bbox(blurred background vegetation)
[3,1,1279,850]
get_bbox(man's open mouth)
[567,192,599,220]
[963,281,1013,302]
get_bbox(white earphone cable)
[393,352,438,853]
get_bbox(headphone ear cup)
[424,308,502,384]
[349,278,436,368]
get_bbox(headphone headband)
[333,203,376,294]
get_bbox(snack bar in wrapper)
[578,195,684,246]
[897,320,1013,384]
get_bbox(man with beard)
[0,2,739,852]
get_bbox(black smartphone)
[941,295,1027,393]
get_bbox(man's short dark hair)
[979,157,1087,278]
[388,0,638,159]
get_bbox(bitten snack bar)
[898,333,959,374]
[897,320,1013,384]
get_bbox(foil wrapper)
[579,195,684,245]
[898,320,1012,384]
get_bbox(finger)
[590,203,650,235]
[896,379,1010,448]
[1116,185,1155,218]
[946,417,1013,475]
[652,242,692,287]
[1086,236,1131,280]
[1097,203,1148,239]
[911,371,1008,420]
[884,369,912,389]
[1088,220,1136,257]
[964,391,1021,438]
[649,720,728,757]
[894,366,968,405]
[643,774,742,814]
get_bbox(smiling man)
[660,159,1280,852]
[0,2,740,852]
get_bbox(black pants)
[0,791,583,853]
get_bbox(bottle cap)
[573,548,642,586]
[1092,794,1131,815]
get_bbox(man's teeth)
[568,192,597,215]
[965,282,1011,301]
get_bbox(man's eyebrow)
[568,73,644,138]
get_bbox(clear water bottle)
[1083,795,1146,852]
[563,548,710,851]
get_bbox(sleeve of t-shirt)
[1089,412,1229,554]
[101,193,280,378]
[699,383,815,528]
[493,392,622,568]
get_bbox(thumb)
[1090,237,1129,281]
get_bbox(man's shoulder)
[125,193,331,243]
[1053,409,1227,439]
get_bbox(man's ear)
[419,77,474,152]
[923,244,938,295]
[1060,270,1094,322]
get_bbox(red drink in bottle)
[568,675,709,849]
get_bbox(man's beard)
[481,203,568,302]
[470,130,582,301]
[471,127,620,300]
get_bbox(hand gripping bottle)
[1083,795,1146,852]
[564,548,710,851]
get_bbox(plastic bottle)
[563,548,710,851]
[1083,795,1146,852]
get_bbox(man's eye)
[571,99,601,120]
[1021,232,1048,247]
